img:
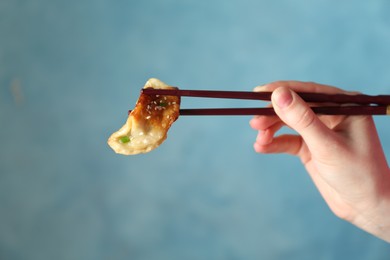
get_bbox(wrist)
[351,169,390,243]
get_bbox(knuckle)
[293,108,316,131]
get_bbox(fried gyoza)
[108,78,180,155]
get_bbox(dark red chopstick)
[128,105,389,116]
[141,88,390,105]
[179,106,389,116]
[142,88,272,101]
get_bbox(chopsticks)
[140,88,390,116]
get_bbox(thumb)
[271,87,334,149]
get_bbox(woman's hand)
[250,81,390,242]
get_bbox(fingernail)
[253,85,267,92]
[273,88,293,109]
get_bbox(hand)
[250,81,390,242]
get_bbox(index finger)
[254,80,353,95]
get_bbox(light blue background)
[1,0,390,259]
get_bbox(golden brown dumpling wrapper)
[108,78,180,155]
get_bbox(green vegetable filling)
[119,136,130,143]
